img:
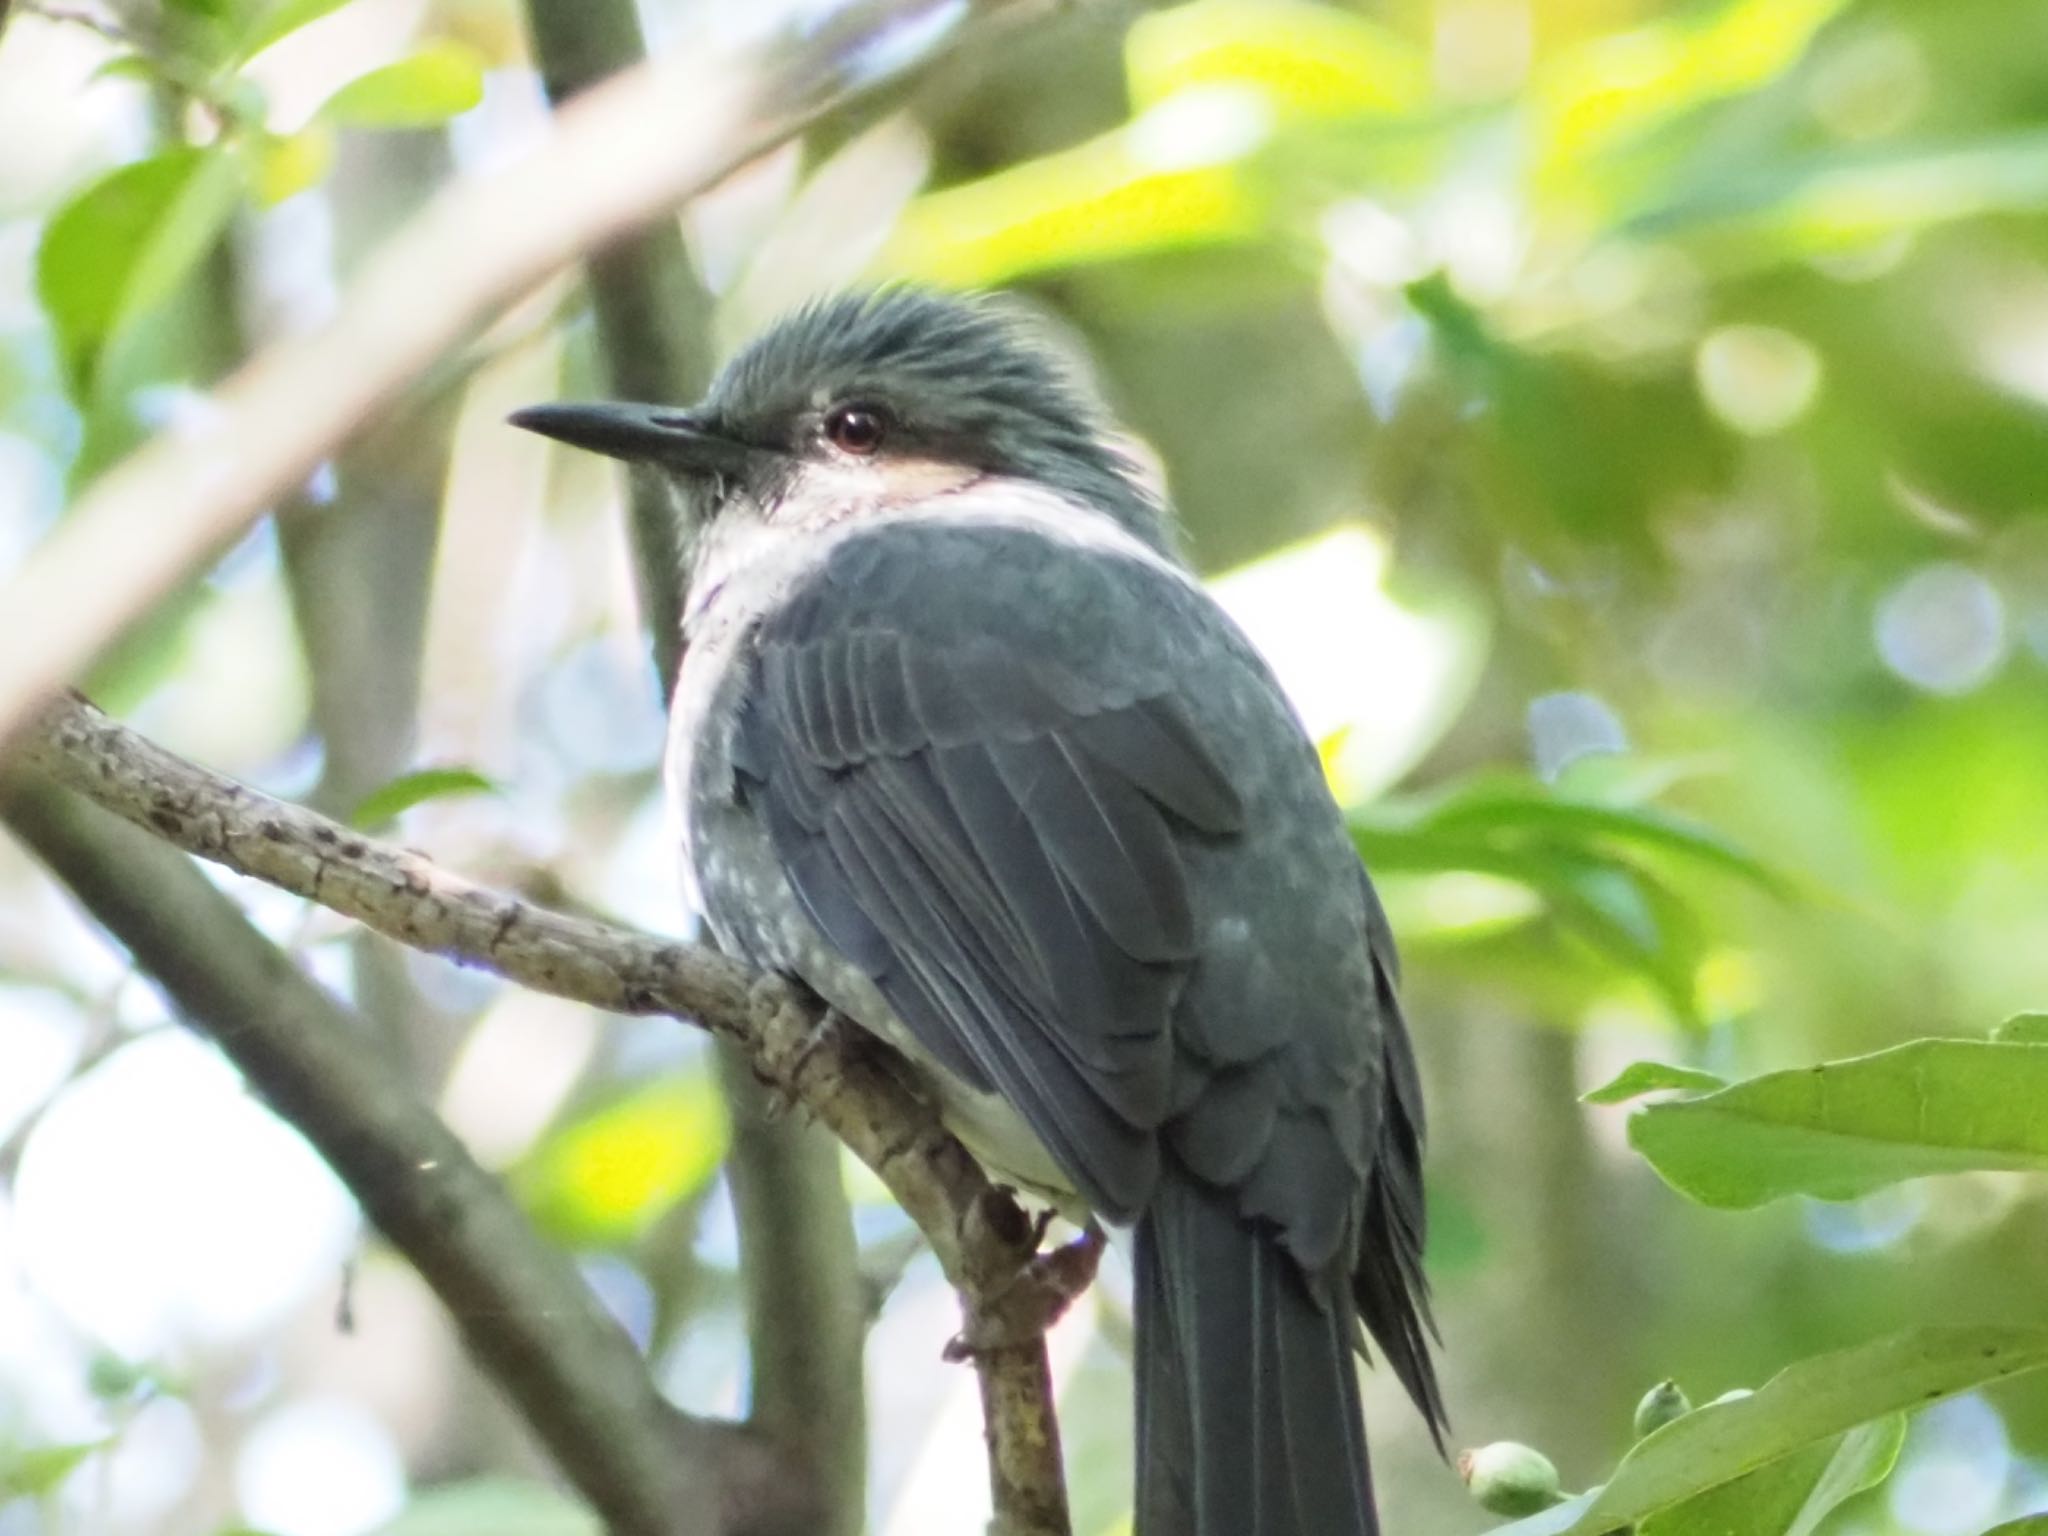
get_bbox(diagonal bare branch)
[0,0,1048,753]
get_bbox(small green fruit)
[1459,1440,1563,1517]
[1633,1378,1692,1438]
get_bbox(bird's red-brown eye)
[825,403,885,456]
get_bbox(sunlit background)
[4,0,2048,1531]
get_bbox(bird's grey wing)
[731,522,1244,1221]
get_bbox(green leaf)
[372,1478,600,1535]
[319,42,486,129]
[348,767,498,830]
[513,1071,728,1246]
[1628,1039,2048,1209]
[1583,1062,1728,1105]
[1425,787,1797,898]
[881,132,1256,288]
[1993,1012,2048,1045]
[236,0,354,62]
[1,1440,107,1500]
[1532,0,1849,172]
[35,148,244,399]
[1558,1327,2048,1535]
[1125,0,1429,117]
[1638,1414,1903,1536]
[1982,1519,2048,1536]
[1624,132,2048,251]
[251,127,337,205]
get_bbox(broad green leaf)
[1125,0,1428,118]
[1638,1414,1903,1536]
[1,1440,106,1500]
[1628,1039,2048,1209]
[372,1478,599,1536]
[35,148,244,399]
[319,42,485,129]
[513,1071,728,1245]
[348,767,498,830]
[1993,1013,2048,1045]
[1584,1062,1728,1105]
[237,0,354,62]
[1559,1327,2048,1535]
[1982,1519,2048,1536]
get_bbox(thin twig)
[18,1,128,45]
[12,691,1077,1534]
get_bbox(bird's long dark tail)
[1134,1163,1378,1536]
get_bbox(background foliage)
[3,0,2048,1532]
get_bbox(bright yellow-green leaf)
[1126,0,1428,118]
[35,148,245,400]
[881,131,1255,287]
[252,126,336,205]
[319,41,486,129]
[1534,0,1849,172]
[514,1071,728,1246]
[881,0,1445,285]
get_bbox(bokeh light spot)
[236,1396,406,1536]
[1695,324,1823,435]
[15,1033,358,1359]
[1874,563,2009,695]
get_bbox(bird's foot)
[744,975,848,1114]
[945,1218,1107,1361]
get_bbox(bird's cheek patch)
[875,457,983,505]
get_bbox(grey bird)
[512,289,1445,1535]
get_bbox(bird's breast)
[663,527,1077,1210]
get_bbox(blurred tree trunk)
[522,3,868,1531]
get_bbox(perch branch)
[11,691,1076,1535]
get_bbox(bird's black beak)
[508,401,763,477]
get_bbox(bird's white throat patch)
[682,467,1190,640]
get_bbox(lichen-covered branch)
[11,690,1076,1535]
